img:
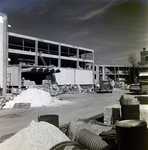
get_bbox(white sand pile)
[0,120,70,150]
[4,88,70,108]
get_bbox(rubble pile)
[61,84,94,94]
[3,88,71,108]
[0,120,70,150]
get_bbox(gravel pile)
[3,88,71,108]
[0,120,70,150]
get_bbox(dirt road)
[0,88,137,142]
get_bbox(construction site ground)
[0,88,138,143]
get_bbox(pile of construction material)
[68,119,117,150]
[3,88,72,109]
[103,95,148,126]
[0,119,116,150]
[61,84,94,94]
[135,95,148,125]
[104,104,121,125]
[0,120,70,150]
[103,95,140,125]
[0,94,13,109]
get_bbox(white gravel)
[3,88,72,108]
[0,120,70,150]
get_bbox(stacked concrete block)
[104,96,148,126]
[135,96,148,126]
[103,104,121,125]
[140,105,148,125]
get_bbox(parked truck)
[94,80,113,93]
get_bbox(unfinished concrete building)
[94,64,129,85]
[7,32,94,91]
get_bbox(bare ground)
[0,88,137,142]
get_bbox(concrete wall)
[94,65,99,84]
[55,68,75,85]
[55,68,93,85]
[7,66,93,87]
[75,69,93,85]
[7,66,19,86]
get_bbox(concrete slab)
[13,103,31,109]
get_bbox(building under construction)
[0,13,94,96]
[0,12,131,96]
[0,13,94,95]
[94,64,129,85]
[7,32,94,88]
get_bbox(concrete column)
[102,66,105,80]
[92,51,95,83]
[118,66,120,79]
[77,48,79,69]
[22,39,24,50]
[58,44,61,67]
[96,65,99,83]
[74,69,76,84]
[35,39,38,65]
[99,65,101,81]
[0,13,8,96]
[18,63,22,89]
[114,67,116,81]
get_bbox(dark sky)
[0,0,148,65]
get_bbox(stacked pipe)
[75,128,114,150]
[68,120,116,150]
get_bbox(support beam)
[58,44,61,67]
[18,63,22,89]
[0,13,8,96]
[35,39,38,65]
[77,48,79,69]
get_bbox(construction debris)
[68,119,116,150]
[60,84,94,94]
